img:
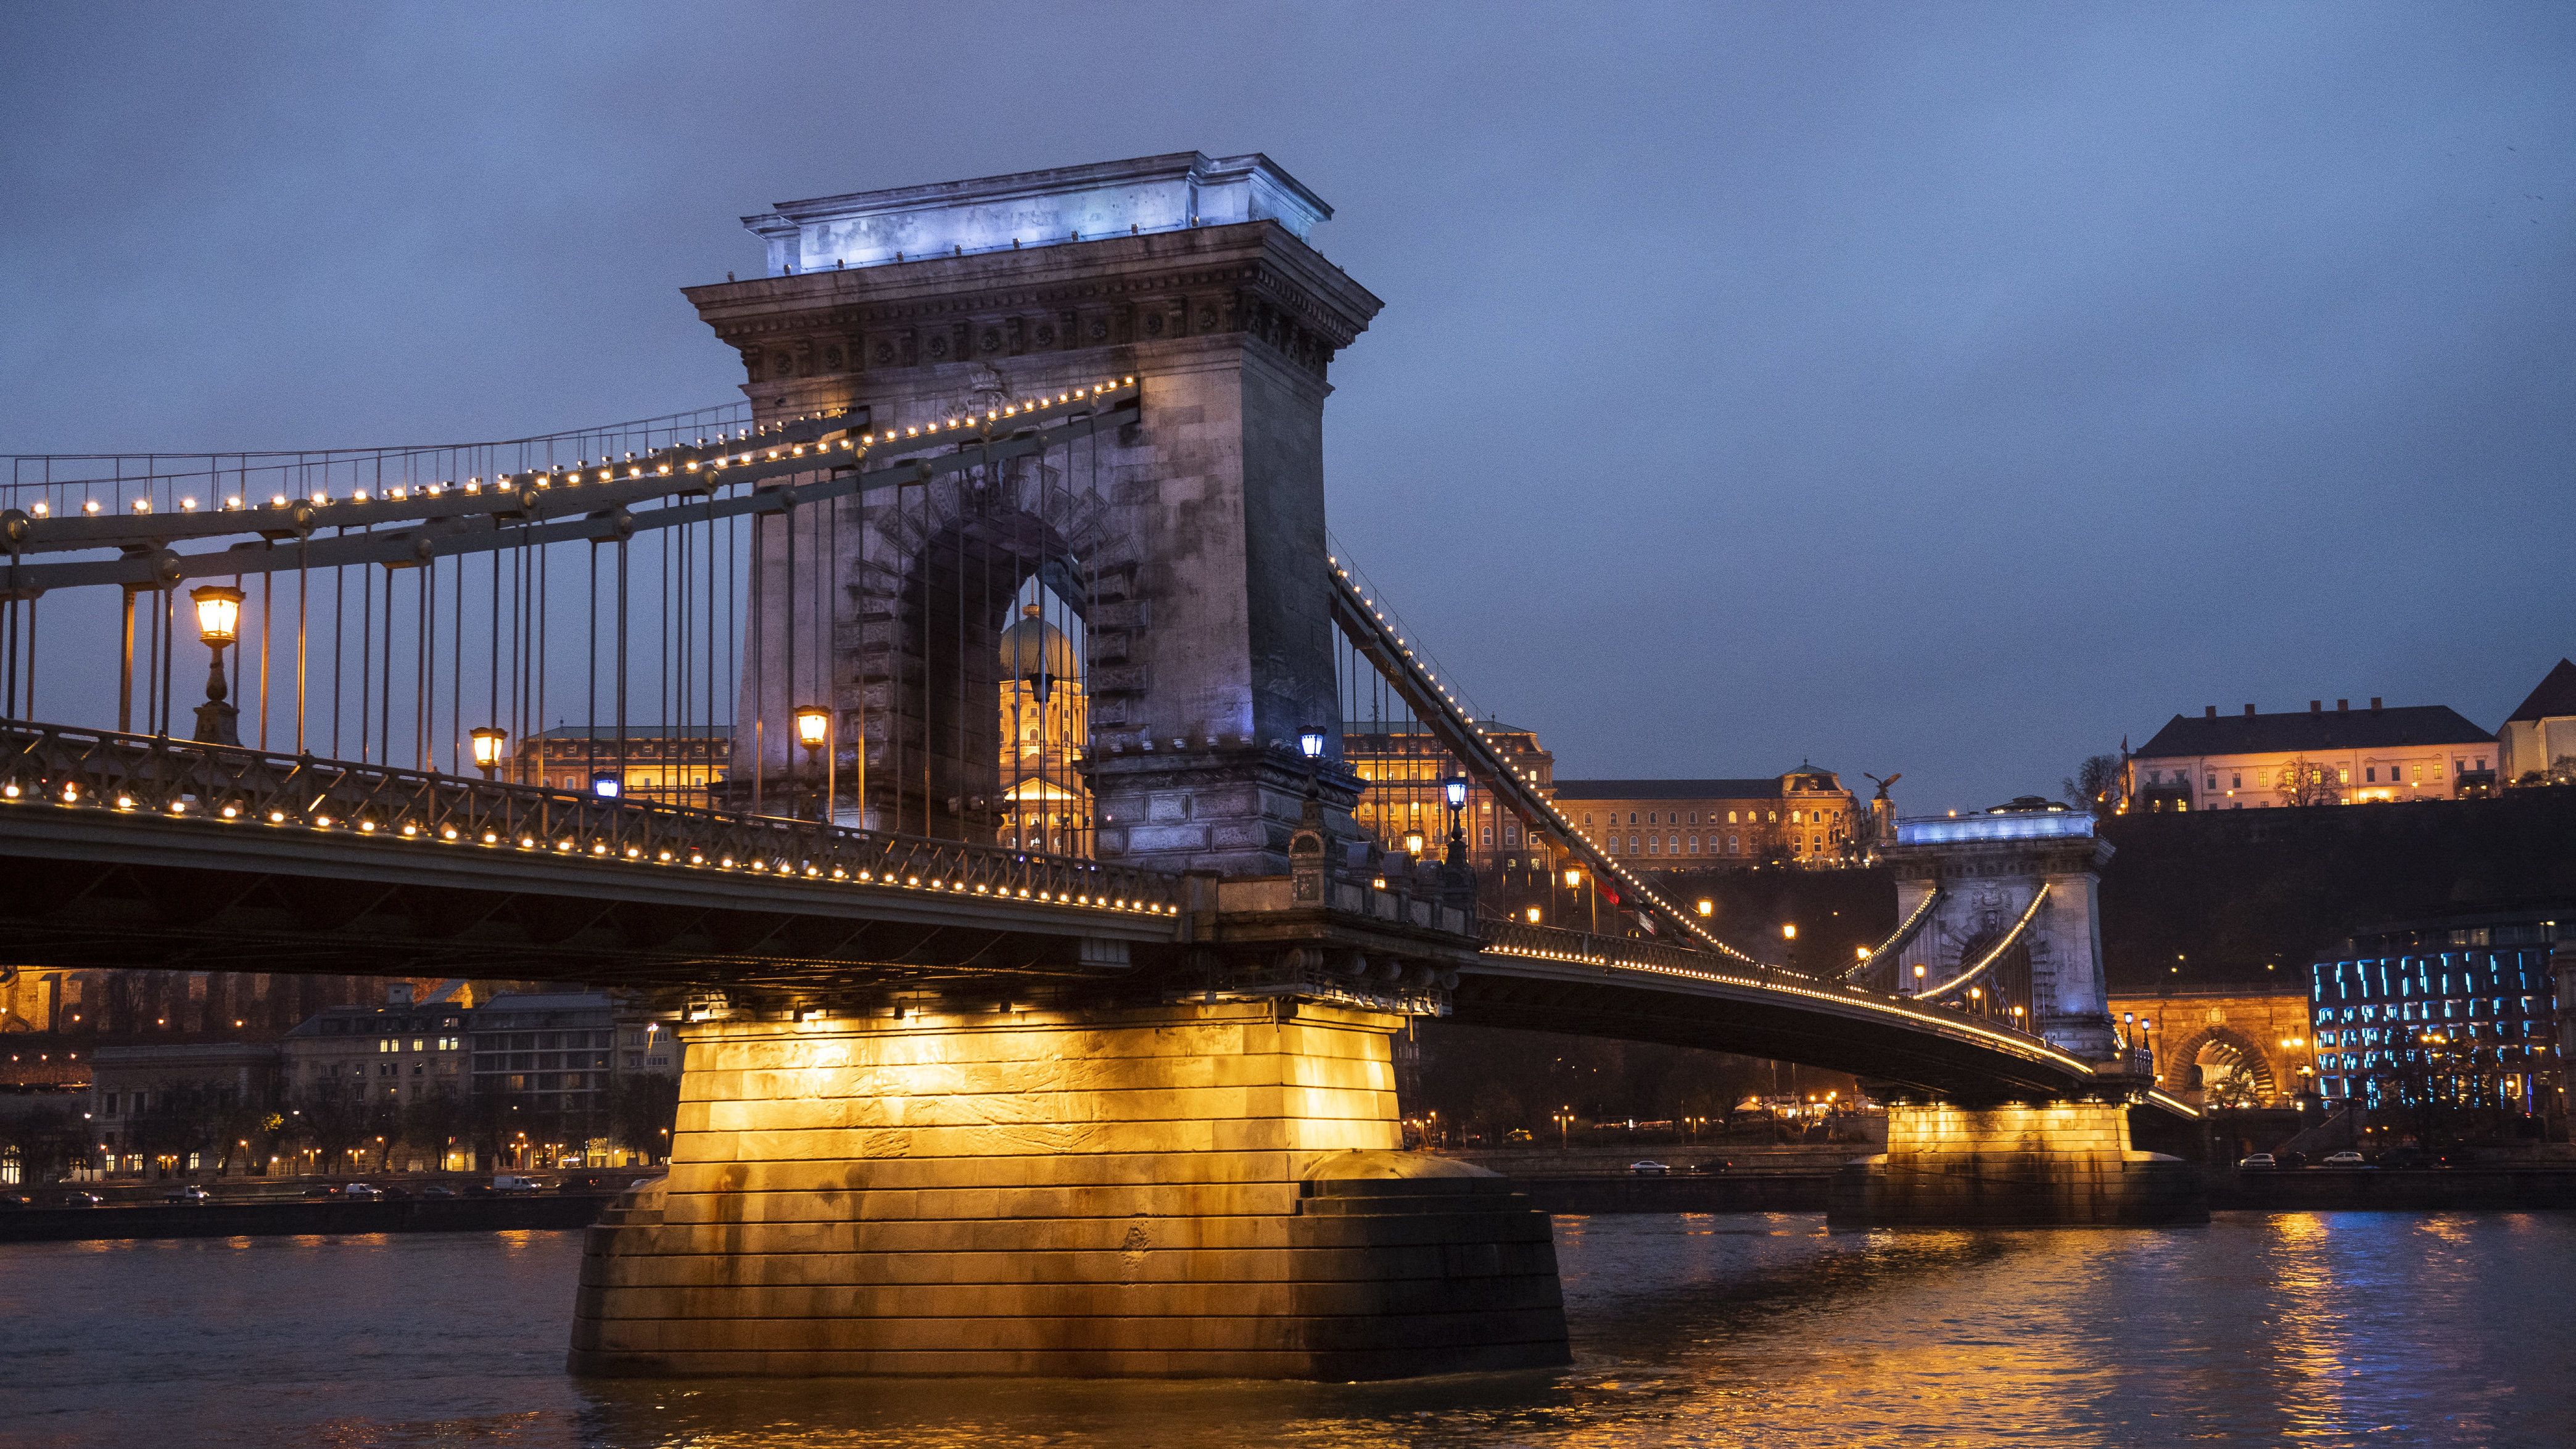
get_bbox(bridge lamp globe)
[1564,868,1583,888]
[1524,906,1540,924]
[590,772,622,800]
[793,705,830,751]
[189,585,243,646]
[470,727,507,780]
[1443,775,1468,812]
[1297,726,1327,761]
[1698,899,1716,918]
[1781,923,1798,941]
[1402,827,1426,857]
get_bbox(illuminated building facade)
[1558,767,1860,868]
[2309,909,2567,1111]
[2499,658,2576,788]
[998,601,1091,854]
[279,980,475,1110]
[1344,719,1552,874]
[2126,698,2495,811]
[514,725,732,806]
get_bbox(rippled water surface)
[3,1212,2570,1448]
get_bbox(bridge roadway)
[0,721,2178,1106]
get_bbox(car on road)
[341,1183,382,1200]
[2236,1153,2277,1170]
[0,1193,30,1208]
[302,1184,339,1198]
[61,1191,104,1207]
[420,1184,458,1199]
[1629,1161,1672,1176]
[164,1186,212,1203]
[2319,1150,2373,1168]
[1688,1160,1733,1173]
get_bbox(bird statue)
[1864,772,1902,801]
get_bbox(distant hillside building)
[2499,658,2576,788]
[2126,698,2496,811]
[1345,719,1555,873]
[1554,767,1860,867]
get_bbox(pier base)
[1827,1100,2207,1227]
[569,1000,1567,1378]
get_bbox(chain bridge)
[1,152,2201,1382]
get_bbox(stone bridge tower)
[687,152,1382,877]
[1882,803,2121,1062]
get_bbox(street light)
[1402,827,1426,857]
[590,772,622,799]
[1524,905,1540,923]
[188,583,244,745]
[794,704,832,821]
[1297,726,1326,761]
[470,727,507,781]
[1697,898,1715,917]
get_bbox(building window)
[1628,812,1638,825]
[1728,833,1739,853]
[2206,774,2218,790]
[1689,836,1701,854]
[2232,774,2242,789]
[1628,835,1639,852]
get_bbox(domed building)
[996,602,1090,854]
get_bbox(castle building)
[2126,698,2496,811]
[1554,767,1860,867]
[2499,658,2576,788]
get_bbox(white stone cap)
[743,152,1331,278]
[1896,810,2096,845]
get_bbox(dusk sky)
[4,3,2570,812]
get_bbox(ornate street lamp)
[590,772,622,799]
[188,584,243,745]
[1402,826,1426,857]
[794,704,832,822]
[1441,773,1469,872]
[1297,726,1326,761]
[470,727,507,782]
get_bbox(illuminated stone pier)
[1827,1100,2207,1227]
[1831,804,2207,1226]
[569,999,1567,1378]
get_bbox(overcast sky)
[4,2,2569,811]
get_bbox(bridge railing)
[1480,917,2078,1058]
[0,721,1185,919]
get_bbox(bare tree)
[2276,756,2342,807]
[2063,754,2126,818]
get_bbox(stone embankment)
[0,1194,621,1243]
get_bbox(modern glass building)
[2310,910,2567,1110]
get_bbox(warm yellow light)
[793,705,829,748]
[1403,828,1426,857]
[1781,923,1798,940]
[1525,906,1541,923]
[1565,869,1583,887]
[470,727,506,769]
[189,584,244,645]
[1695,898,1714,917]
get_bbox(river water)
[2,1212,2569,1448]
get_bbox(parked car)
[420,1184,459,1199]
[1629,1161,1672,1176]
[301,1183,339,1198]
[2236,1153,2277,1170]
[0,1193,30,1208]
[62,1191,104,1207]
[341,1183,382,1200]
[490,1174,540,1195]
[164,1186,212,1203]
[2319,1150,2371,1168]
[1504,1128,1534,1144]
[1687,1160,1733,1173]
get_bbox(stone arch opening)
[2169,1025,2277,1107]
[860,448,1117,844]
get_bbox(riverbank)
[1514,1166,2576,1216]
[0,1193,621,1243]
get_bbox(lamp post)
[794,704,831,822]
[470,727,506,782]
[590,772,621,800]
[1566,866,1594,934]
[188,584,243,745]
[1442,773,1469,864]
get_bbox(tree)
[2063,754,2126,818]
[605,1075,680,1163]
[2275,756,2342,807]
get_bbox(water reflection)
[2,1213,2569,1449]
